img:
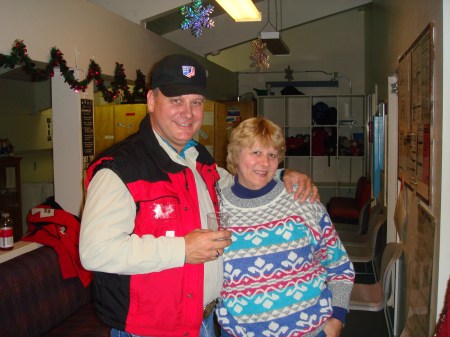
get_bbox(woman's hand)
[282,169,320,203]
[323,318,344,337]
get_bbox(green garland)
[0,40,147,104]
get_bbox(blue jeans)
[110,312,215,337]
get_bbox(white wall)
[440,0,450,323]
[51,70,86,216]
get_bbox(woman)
[216,117,355,337]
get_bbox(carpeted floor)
[341,262,392,337]
[341,308,390,337]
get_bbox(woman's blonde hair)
[226,117,285,176]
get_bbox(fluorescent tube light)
[215,0,261,22]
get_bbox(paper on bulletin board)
[198,123,214,156]
[198,125,213,143]
[205,145,213,155]
[198,110,214,153]
[203,110,214,125]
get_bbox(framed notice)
[397,24,433,204]
[81,99,94,169]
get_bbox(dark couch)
[0,245,109,337]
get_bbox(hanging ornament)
[180,0,215,37]
[284,65,294,81]
[249,38,270,72]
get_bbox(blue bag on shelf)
[312,102,337,125]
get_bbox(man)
[80,54,318,337]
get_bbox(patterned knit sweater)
[216,180,355,337]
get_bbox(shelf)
[15,149,53,155]
[258,94,368,205]
[0,241,42,264]
[0,157,23,241]
[266,81,339,89]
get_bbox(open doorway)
[0,64,54,236]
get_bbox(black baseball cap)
[149,54,207,97]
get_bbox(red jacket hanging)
[434,277,450,337]
[23,197,92,287]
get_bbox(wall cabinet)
[94,104,147,156]
[0,157,22,241]
[258,94,368,204]
[199,101,255,168]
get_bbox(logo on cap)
[182,66,196,78]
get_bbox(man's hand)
[184,229,232,264]
[322,318,344,337]
[283,169,320,203]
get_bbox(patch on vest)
[151,202,176,219]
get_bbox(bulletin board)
[397,24,433,204]
[400,199,436,337]
[197,101,215,156]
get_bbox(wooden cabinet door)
[214,101,255,168]
[94,105,114,156]
[113,104,147,144]
[94,104,147,156]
